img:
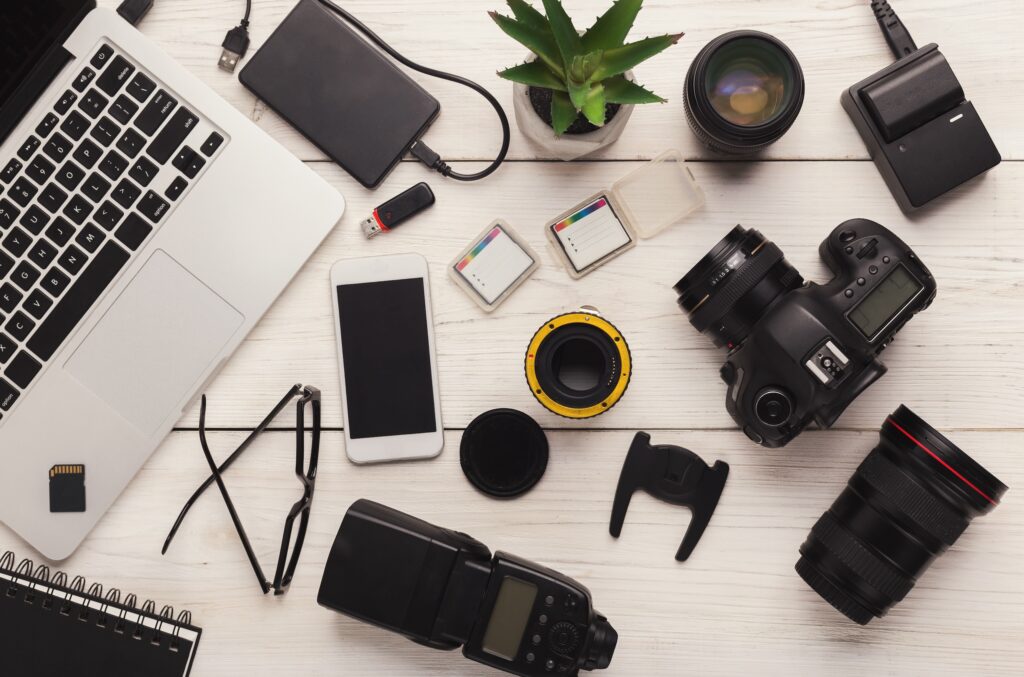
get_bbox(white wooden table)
[3,1,1022,674]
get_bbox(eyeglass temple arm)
[161,385,303,554]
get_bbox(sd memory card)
[49,464,86,513]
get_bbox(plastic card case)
[449,220,540,312]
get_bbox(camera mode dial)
[755,388,793,427]
[549,621,580,655]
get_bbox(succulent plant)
[490,0,682,135]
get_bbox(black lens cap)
[460,409,549,499]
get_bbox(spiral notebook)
[0,551,202,676]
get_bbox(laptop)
[0,1,346,560]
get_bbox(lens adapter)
[525,308,631,419]
[683,31,805,154]
[674,225,803,349]
[796,406,1007,624]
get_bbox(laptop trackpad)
[66,250,244,436]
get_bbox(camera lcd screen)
[336,278,437,439]
[848,265,923,338]
[481,577,538,661]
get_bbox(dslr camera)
[318,500,617,676]
[674,219,936,448]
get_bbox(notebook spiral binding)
[1,551,194,654]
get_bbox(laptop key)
[18,136,41,161]
[22,290,53,320]
[126,73,156,103]
[79,89,109,119]
[27,242,130,361]
[38,184,69,213]
[54,90,78,115]
[129,158,158,187]
[72,67,96,92]
[90,117,121,147]
[3,228,31,257]
[4,351,41,389]
[96,56,135,97]
[148,109,199,164]
[20,206,50,235]
[0,333,15,363]
[0,379,18,411]
[45,217,76,247]
[6,311,35,341]
[63,195,94,225]
[56,162,86,192]
[0,284,21,313]
[109,95,140,126]
[165,176,187,201]
[94,202,123,231]
[82,173,111,203]
[135,90,178,135]
[91,44,114,70]
[115,213,153,250]
[200,132,224,156]
[99,151,129,180]
[43,133,72,163]
[0,253,13,280]
[11,261,41,291]
[26,156,56,185]
[36,113,60,139]
[9,179,37,207]
[28,239,58,269]
[59,110,90,141]
[73,139,103,169]
[137,192,170,223]
[116,128,146,158]
[41,268,71,297]
[0,200,20,228]
[75,224,105,253]
[1,159,21,183]
[112,180,142,209]
[58,244,88,276]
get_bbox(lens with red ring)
[796,405,1007,624]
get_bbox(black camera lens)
[674,225,804,349]
[683,31,805,154]
[754,388,793,427]
[796,406,1007,624]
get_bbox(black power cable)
[870,0,917,59]
[315,0,510,182]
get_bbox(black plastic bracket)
[610,432,729,561]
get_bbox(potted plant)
[491,0,682,160]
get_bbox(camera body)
[676,220,936,448]
[317,500,617,677]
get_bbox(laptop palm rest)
[65,250,243,436]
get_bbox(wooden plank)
[96,0,1024,161]
[2,429,1019,676]
[171,159,1024,431]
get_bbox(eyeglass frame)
[161,384,321,595]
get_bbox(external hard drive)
[239,0,440,188]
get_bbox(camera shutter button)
[549,622,580,655]
[839,230,857,243]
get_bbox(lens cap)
[461,409,549,499]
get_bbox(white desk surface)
[2,1,1022,675]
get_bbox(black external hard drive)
[239,0,440,188]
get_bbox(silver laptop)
[0,2,345,560]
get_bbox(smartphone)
[331,254,443,463]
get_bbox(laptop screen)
[0,0,93,110]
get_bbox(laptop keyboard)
[0,43,227,423]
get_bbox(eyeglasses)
[162,384,321,595]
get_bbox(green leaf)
[582,0,643,51]
[541,0,584,66]
[490,12,565,77]
[567,77,591,110]
[506,0,547,31]
[593,33,683,80]
[603,75,665,104]
[551,90,578,135]
[581,85,608,127]
[568,51,603,84]
[498,60,567,91]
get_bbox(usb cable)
[219,0,253,72]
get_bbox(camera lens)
[755,388,793,427]
[526,309,631,419]
[796,406,1007,624]
[674,225,803,349]
[683,31,805,154]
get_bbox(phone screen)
[336,278,437,439]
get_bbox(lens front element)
[705,37,796,126]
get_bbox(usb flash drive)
[361,183,436,238]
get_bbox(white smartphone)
[330,253,444,463]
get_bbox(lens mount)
[683,30,805,154]
[674,225,803,349]
[525,310,631,419]
[796,406,1007,624]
